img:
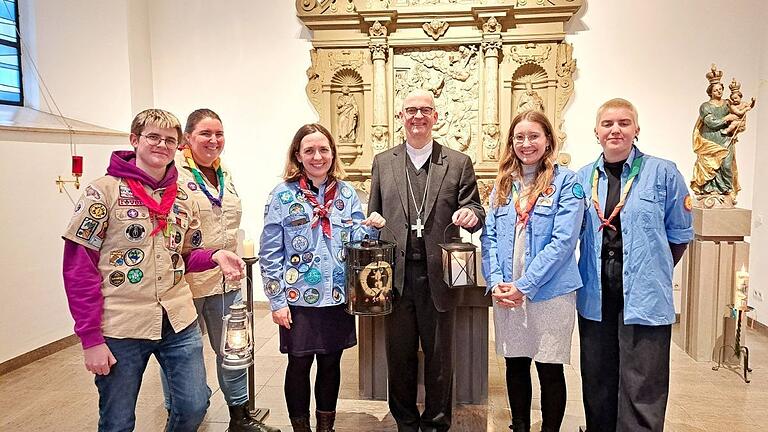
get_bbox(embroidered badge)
[127,208,139,218]
[173,269,184,286]
[290,254,301,266]
[340,230,349,243]
[109,250,125,266]
[285,267,300,284]
[119,185,134,198]
[127,268,143,284]
[190,230,202,248]
[85,185,102,200]
[171,253,182,269]
[537,197,554,207]
[304,267,322,285]
[337,248,346,262]
[279,190,294,204]
[76,217,99,240]
[125,224,146,242]
[124,248,144,266]
[187,181,198,191]
[332,288,343,303]
[289,203,305,215]
[333,266,345,287]
[684,195,693,212]
[291,235,309,252]
[334,199,345,211]
[286,288,300,303]
[88,203,108,220]
[298,263,310,273]
[543,185,556,197]
[265,279,281,297]
[109,271,125,287]
[341,186,352,199]
[303,288,320,304]
[572,183,586,199]
[118,198,143,207]
[74,200,84,214]
[302,252,314,263]
[295,192,307,203]
[176,188,188,201]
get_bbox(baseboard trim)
[0,334,79,376]
[747,317,768,336]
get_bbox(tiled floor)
[1,306,766,431]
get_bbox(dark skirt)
[279,304,356,356]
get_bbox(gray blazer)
[368,142,485,312]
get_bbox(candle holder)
[439,224,477,289]
[241,255,270,421]
[712,304,754,383]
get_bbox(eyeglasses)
[403,106,435,117]
[512,133,544,145]
[140,133,179,149]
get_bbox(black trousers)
[579,255,672,432]
[505,357,566,431]
[386,260,456,432]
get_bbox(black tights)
[505,357,566,431]
[284,351,343,418]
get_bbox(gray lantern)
[220,303,253,370]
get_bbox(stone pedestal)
[358,285,491,404]
[679,207,751,362]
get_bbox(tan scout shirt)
[63,176,201,340]
[176,153,243,298]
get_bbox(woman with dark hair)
[259,123,385,432]
[164,108,280,432]
[481,110,584,432]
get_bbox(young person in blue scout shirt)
[259,123,385,432]
[576,98,693,432]
[481,110,584,432]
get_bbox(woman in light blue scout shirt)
[481,110,584,432]
[576,98,693,432]
[259,123,385,432]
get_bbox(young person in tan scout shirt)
[62,109,245,432]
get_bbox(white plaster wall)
[3,0,767,362]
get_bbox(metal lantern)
[344,238,396,316]
[439,239,477,289]
[220,302,253,370]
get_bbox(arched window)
[0,0,21,105]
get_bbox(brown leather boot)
[316,410,336,432]
[289,415,311,432]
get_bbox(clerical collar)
[406,141,433,169]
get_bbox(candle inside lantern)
[734,265,749,309]
[242,239,255,258]
[451,254,468,286]
[72,155,83,177]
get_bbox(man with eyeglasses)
[369,89,485,432]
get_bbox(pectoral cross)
[411,217,425,238]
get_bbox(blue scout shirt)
[577,146,694,326]
[481,165,584,301]
[259,180,374,311]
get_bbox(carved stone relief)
[393,46,480,160]
[422,20,450,40]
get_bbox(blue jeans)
[96,317,210,432]
[162,289,248,408]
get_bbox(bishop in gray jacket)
[368,89,485,432]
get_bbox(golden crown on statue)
[729,78,741,93]
[707,64,723,84]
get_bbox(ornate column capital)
[481,39,502,57]
[369,41,389,61]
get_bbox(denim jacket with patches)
[259,180,375,311]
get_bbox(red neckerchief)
[511,183,537,227]
[125,179,177,236]
[298,175,337,238]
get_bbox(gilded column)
[369,21,389,154]
[481,17,502,161]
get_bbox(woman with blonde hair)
[481,110,584,432]
[259,123,385,431]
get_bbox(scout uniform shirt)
[63,176,201,340]
[176,152,242,298]
[259,180,373,311]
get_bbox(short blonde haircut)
[130,109,183,142]
[595,98,639,126]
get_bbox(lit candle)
[242,239,255,258]
[734,266,749,309]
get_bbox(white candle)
[242,239,255,258]
[451,254,468,286]
[734,265,749,309]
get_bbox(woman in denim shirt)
[259,123,384,432]
[481,110,584,432]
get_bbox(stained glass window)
[0,0,21,105]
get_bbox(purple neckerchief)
[105,150,178,189]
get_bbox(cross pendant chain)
[406,167,431,239]
[411,217,425,238]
